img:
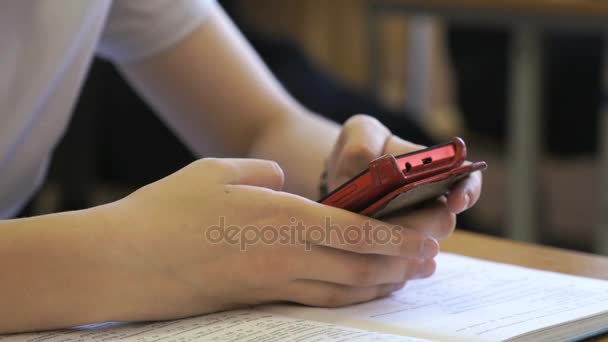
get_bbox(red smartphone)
[319,137,487,218]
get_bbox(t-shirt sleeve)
[97,0,216,63]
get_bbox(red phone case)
[319,137,487,218]
[362,162,487,218]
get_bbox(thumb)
[199,158,285,190]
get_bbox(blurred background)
[20,0,608,254]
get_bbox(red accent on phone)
[319,137,487,218]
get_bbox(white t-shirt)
[0,0,214,219]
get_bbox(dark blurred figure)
[448,28,604,156]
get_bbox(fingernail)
[421,238,439,259]
[391,282,407,292]
[409,258,426,279]
[457,193,470,214]
[416,261,436,279]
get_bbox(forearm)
[119,3,340,198]
[119,3,303,159]
[248,110,339,199]
[0,206,124,333]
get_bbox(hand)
[326,114,483,240]
[99,158,440,323]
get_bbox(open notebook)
[2,253,607,342]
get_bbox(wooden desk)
[443,230,608,341]
[367,0,608,253]
[443,231,608,279]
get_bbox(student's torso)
[0,0,112,218]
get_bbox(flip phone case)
[362,162,487,218]
[319,137,487,218]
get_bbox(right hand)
[99,158,441,323]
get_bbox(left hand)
[325,115,483,241]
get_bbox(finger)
[291,245,435,287]
[291,200,440,258]
[446,170,483,214]
[384,198,456,240]
[257,191,439,258]
[333,115,391,187]
[194,158,285,190]
[383,135,426,156]
[281,280,406,308]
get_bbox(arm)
[0,159,440,334]
[0,208,122,332]
[118,1,480,227]
[119,3,337,199]
[0,3,480,334]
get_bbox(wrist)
[86,199,161,323]
[51,205,131,325]
[0,206,126,332]
[90,197,202,323]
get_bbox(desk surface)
[443,231,608,280]
[375,0,608,18]
[443,231,608,341]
